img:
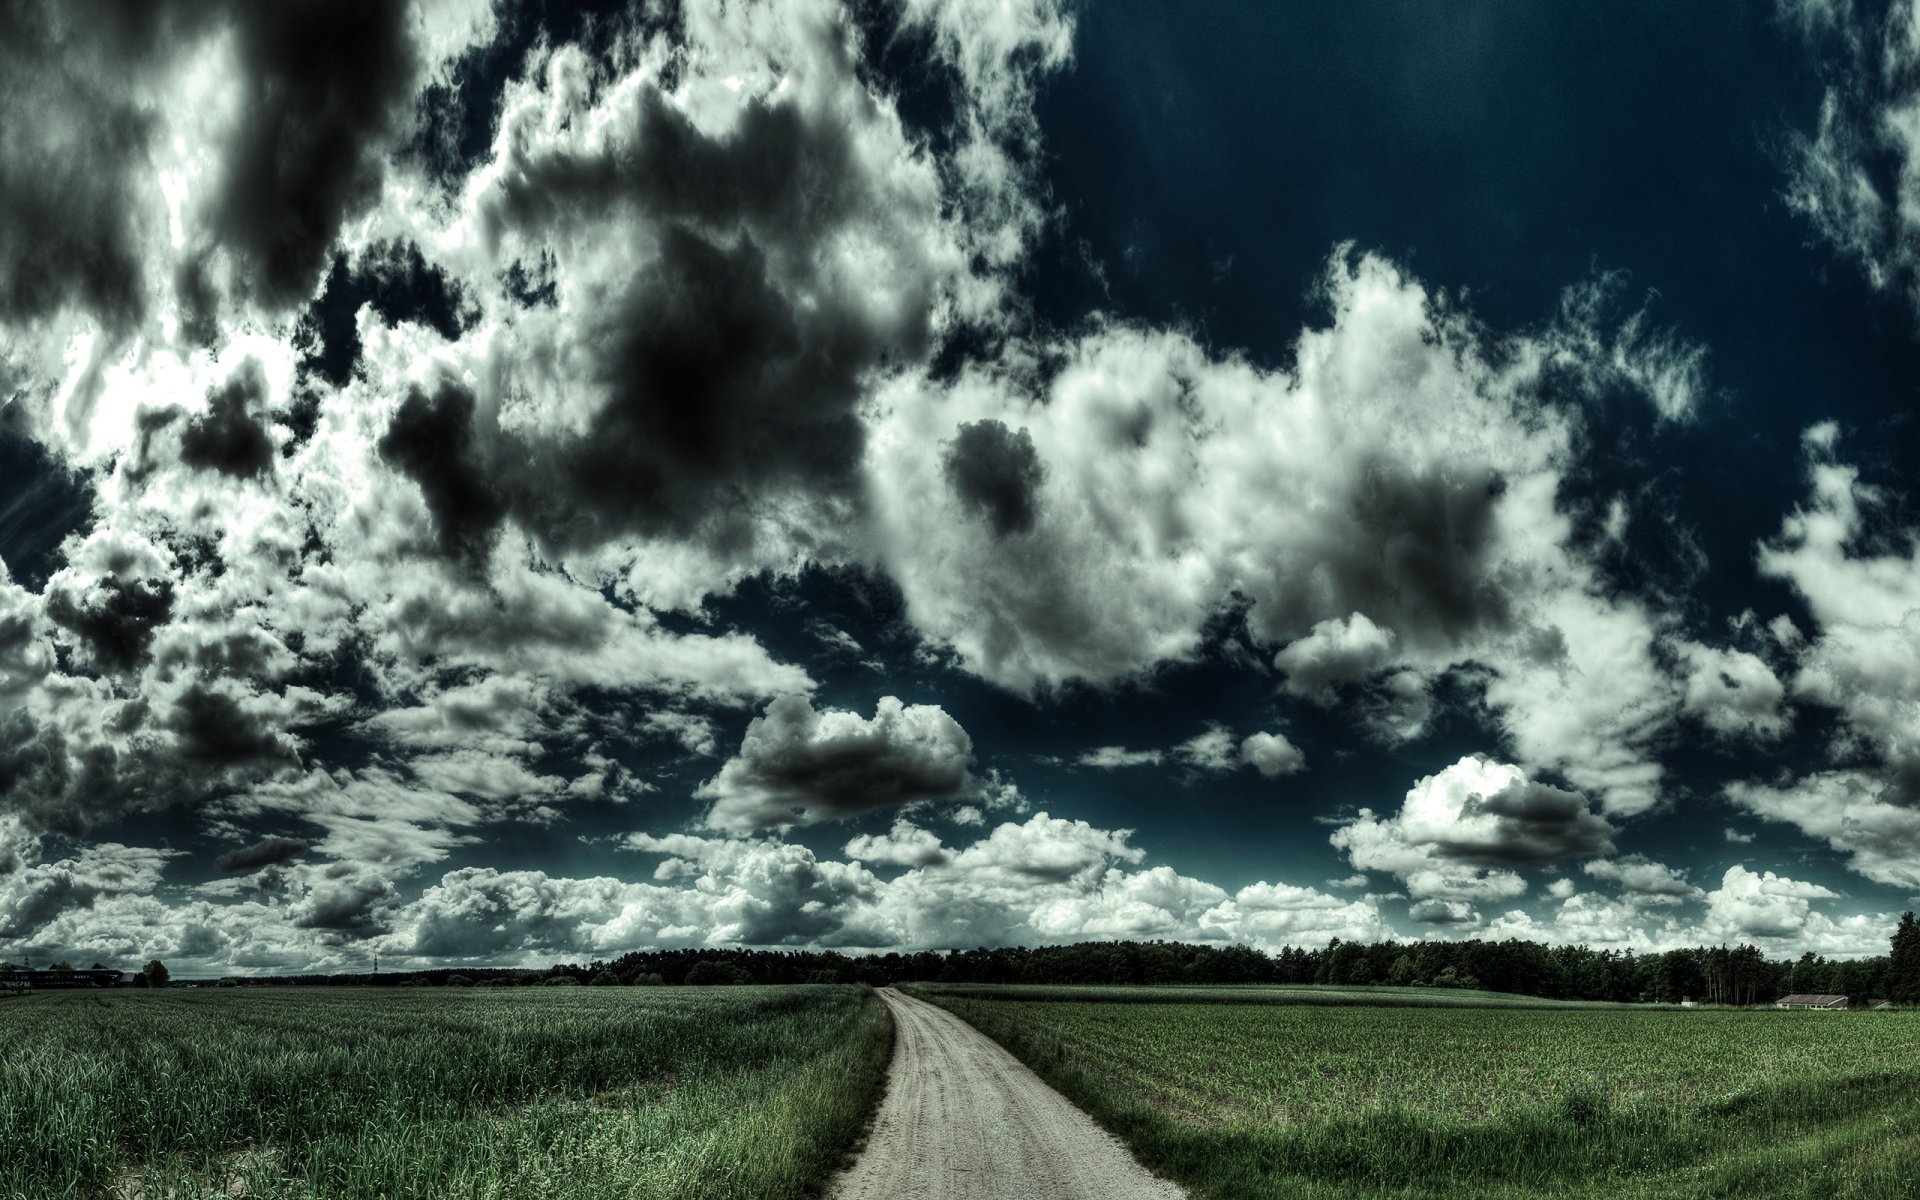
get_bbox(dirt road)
[826,988,1188,1200]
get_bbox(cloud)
[1581,855,1703,907]
[944,419,1046,537]
[1779,0,1920,316]
[1716,434,1920,888]
[1330,756,1615,903]
[866,249,1687,812]
[1701,864,1859,946]
[215,836,310,873]
[1760,442,1920,794]
[1544,271,1711,422]
[895,0,1075,292]
[1409,898,1481,926]
[1076,746,1164,769]
[1273,613,1398,701]
[846,820,951,868]
[210,0,425,310]
[1174,726,1237,773]
[0,842,176,940]
[0,0,477,384]
[288,866,400,936]
[376,381,508,570]
[175,361,277,479]
[698,695,976,832]
[1239,731,1306,778]
[1728,770,1920,890]
[1677,642,1790,740]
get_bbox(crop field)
[919,985,1920,1199]
[922,982,1634,1010]
[0,985,889,1200]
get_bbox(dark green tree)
[142,960,170,989]
[1889,912,1920,1004]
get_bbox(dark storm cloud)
[1263,461,1515,653]
[179,363,275,479]
[1442,780,1617,868]
[0,1,177,329]
[0,436,95,592]
[1408,899,1478,926]
[0,1,430,330]
[530,228,849,543]
[944,419,1045,536]
[173,254,222,347]
[214,0,422,309]
[487,88,871,250]
[300,241,475,387]
[483,87,937,550]
[0,867,96,939]
[45,576,175,674]
[699,696,975,831]
[216,835,310,873]
[378,381,508,569]
[162,683,298,772]
[516,225,875,548]
[290,868,398,934]
[0,712,136,837]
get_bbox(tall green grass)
[918,986,1920,1199]
[0,985,890,1200]
[921,982,1633,1010]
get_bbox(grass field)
[921,981,1634,1010]
[916,983,1920,1199]
[0,985,890,1200]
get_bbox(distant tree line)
[207,913,1920,1005]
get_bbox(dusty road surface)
[826,988,1188,1200]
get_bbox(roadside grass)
[915,986,1920,1199]
[0,984,891,1200]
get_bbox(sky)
[4,0,1920,973]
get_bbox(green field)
[921,981,1635,1010]
[0,985,889,1200]
[917,984,1920,1199]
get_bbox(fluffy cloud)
[1689,863,1887,955]
[1581,855,1703,907]
[1240,731,1307,779]
[1331,756,1615,907]
[861,812,1381,950]
[1726,432,1920,887]
[698,695,976,832]
[845,820,952,869]
[0,842,176,940]
[1273,613,1398,701]
[866,249,1688,812]
[1678,642,1790,740]
[1728,771,1920,890]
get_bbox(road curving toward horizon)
[825,987,1188,1200]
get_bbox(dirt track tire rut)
[826,988,1188,1200]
